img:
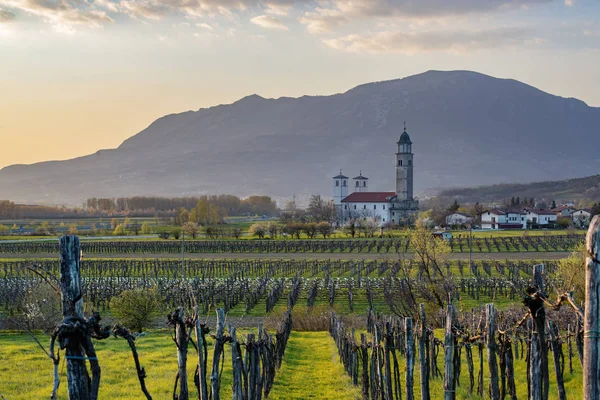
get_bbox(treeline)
[0,200,89,219]
[86,195,278,216]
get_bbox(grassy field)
[0,328,582,399]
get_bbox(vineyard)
[0,224,599,400]
[0,233,585,254]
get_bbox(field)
[0,229,590,399]
[0,325,583,400]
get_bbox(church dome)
[397,130,412,145]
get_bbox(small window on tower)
[356,181,359,187]
[343,181,346,187]
[363,181,366,187]
[336,180,339,187]
[399,160,403,166]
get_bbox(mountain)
[436,175,600,205]
[1,70,599,206]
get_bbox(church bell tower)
[395,123,414,201]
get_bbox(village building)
[333,125,419,225]
[445,212,473,226]
[480,208,558,230]
[572,209,592,226]
[551,205,577,217]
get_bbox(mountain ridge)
[1,69,599,206]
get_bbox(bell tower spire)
[395,124,414,201]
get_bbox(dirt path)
[0,251,572,260]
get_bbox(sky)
[0,0,599,170]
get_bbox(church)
[332,125,419,225]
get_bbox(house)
[572,209,592,227]
[524,210,557,227]
[552,206,576,217]
[445,212,473,226]
[481,209,508,230]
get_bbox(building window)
[383,205,386,210]
[392,212,395,216]
[383,218,385,222]
[363,181,366,187]
[344,205,347,210]
[356,181,359,187]
[336,180,339,187]
[399,160,403,166]
[364,205,366,209]
[374,205,376,210]
[354,205,356,210]
[343,181,346,187]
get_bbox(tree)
[0,224,8,234]
[110,288,163,333]
[111,218,119,229]
[556,242,586,303]
[362,218,380,238]
[172,228,181,240]
[68,223,78,235]
[316,221,333,238]
[387,223,454,321]
[447,199,460,213]
[303,222,318,239]
[266,222,279,239]
[556,217,572,229]
[196,200,209,225]
[124,217,131,228]
[183,222,200,239]
[249,223,267,239]
[344,219,357,238]
[307,194,335,222]
[141,222,152,234]
[551,199,557,209]
[113,224,126,235]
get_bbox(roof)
[341,192,396,203]
[397,130,412,145]
[448,212,472,218]
[527,209,556,216]
[353,175,369,180]
[332,174,348,179]
[551,206,575,212]
[574,209,592,213]
[484,209,506,215]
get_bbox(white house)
[481,209,525,230]
[572,209,592,227]
[340,192,395,224]
[524,210,557,226]
[552,206,576,217]
[445,212,473,226]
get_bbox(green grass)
[0,329,583,399]
[269,331,361,399]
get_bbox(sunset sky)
[1,0,599,169]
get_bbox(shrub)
[141,222,152,234]
[158,231,170,239]
[110,288,163,332]
[172,229,181,240]
[113,224,126,236]
[249,223,267,239]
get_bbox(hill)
[437,174,600,205]
[1,70,599,205]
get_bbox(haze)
[1,0,599,170]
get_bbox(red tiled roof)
[341,192,396,203]
[484,209,506,215]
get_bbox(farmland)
[0,228,593,399]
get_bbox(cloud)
[0,8,15,22]
[250,14,288,30]
[300,0,555,34]
[323,28,528,54]
[1,0,113,28]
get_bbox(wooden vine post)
[60,235,94,399]
[486,304,500,400]
[443,304,455,400]
[584,216,600,400]
[418,304,430,400]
